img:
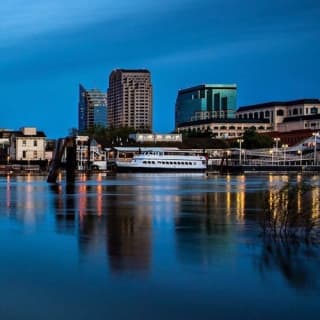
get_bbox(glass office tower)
[78,84,108,131]
[175,84,237,127]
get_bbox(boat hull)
[115,165,206,173]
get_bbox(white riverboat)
[115,148,207,173]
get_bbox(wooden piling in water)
[47,137,76,183]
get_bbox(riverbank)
[208,164,320,174]
[2,164,320,177]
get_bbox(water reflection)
[254,240,320,291]
[1,175,48,225]
[50,183,77,235]
[50,178,153,274]
[173,175,252,265]
[47,173,320,284]
[1,173,320,296]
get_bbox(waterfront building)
[176,118,270,139]
[78,84,107,131]
[45,139,55,162]
[129,133,182,143]
[9,127,46,161]
[236,99,320,132]
[175,84,237,128]
[107,69,153,131]
[0,129,12,162]
[235,99,320,145]
[74,136,107,170]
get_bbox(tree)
[243,127,273,149]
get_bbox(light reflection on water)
[0,173,319,319]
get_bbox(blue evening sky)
[1,0,319,138]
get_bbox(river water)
[0,173,319,319]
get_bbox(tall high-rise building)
[175,84,237,128]
[107,69,153,131]
[78,84,107,131]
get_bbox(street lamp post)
[282,144,288,165]
[297,150,302,166]
[273,137,280,164]
[237,138,244,165]
[269,149,274,166]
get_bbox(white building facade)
[176,120,270,139]
[236,99,320,132]
[10,127,46,161]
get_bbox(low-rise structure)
[75,136,107,170]
[176,98,320,144]
[236,99,320,132]
[129,133,182,143]
[177,119,270,139]
[9,127,46,161]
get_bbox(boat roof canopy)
[114,147,180,152]
[113,147,205,154]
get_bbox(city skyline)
[1,0,320,138]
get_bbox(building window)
[221,97,228,109]
[276,109,284,116]
[33,151,37,159]
[311,107,318,114]
[34,140,37,147]
[22,151,26,159]
[265,111,270,117]
[22,140,26,146]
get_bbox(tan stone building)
[236,99,320,132]
[107,69,152,131]
[177,119,270,139]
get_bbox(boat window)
[143,161,147,164]
[174,162,177,165]
[152,161,155,164]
